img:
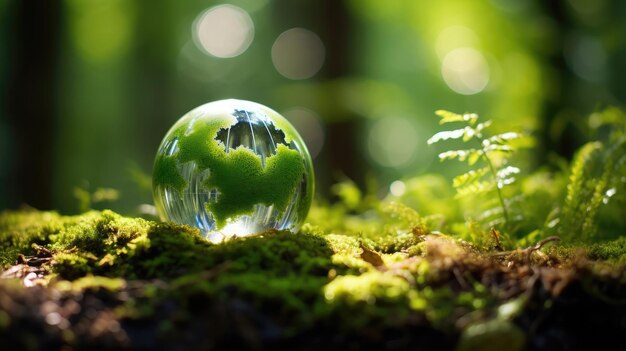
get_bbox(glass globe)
[153,99,314,242]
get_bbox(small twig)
[525,236,560,262]
[491,236,560,262]
[529,236,560,251]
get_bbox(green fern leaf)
[562,142,602,213]
[559,142,603,240]
[468,151,482,166]
[435,110,478,125]
[453,167,490,188]
[438,149,480,162]
[429,110,523,233]
[487,132,522,145]
[477,206,504,221]
[428,128,468,144]
[455,180,494,198]
[496,166,521,179]
[483,144,514,153]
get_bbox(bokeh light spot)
[389,180,406,197]
[441,48,490,95]
[282,108,325,159]
[367,117,419,168]
[272,28,325,80]
[193,5,254,58]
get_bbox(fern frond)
[562,142,602,215]
[477,206,504,221]
[579,135,626,240]
[496,166,520,177]
[428,128,468,144]
[429,110,523,234]
[428,121,493,145]
[495,166,520,188]
[438,149,480,162]
[453,167,490,188]
[435,110,478,125]
[472,121,492,136]
[558,142,604,240]
[583,172,610,239]
[504,195,524,207]
[485,217,506,228]
[482,143,514,153]
[487,132,522,145]
[496,166,520,179]
[455,180,494,198]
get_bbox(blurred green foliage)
[1,0,625,217]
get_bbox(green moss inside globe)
[153,99,314,242]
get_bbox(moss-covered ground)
[0,203,624,351]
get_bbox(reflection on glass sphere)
[153,99,314,242]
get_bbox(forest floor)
[0,208,625,351]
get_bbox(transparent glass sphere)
[153,99,314,242]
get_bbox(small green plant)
[556,108,626,241]
[427,110,524,232]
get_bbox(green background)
[1,0,625,213]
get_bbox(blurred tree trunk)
[132,0,181,157]
[272,0,365,195]
[130,0,181,204]
[538,0,580,163]
[273,0,365,196]
[320,0,366,190]
[5,0,62,209]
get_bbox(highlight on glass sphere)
[152,99,314,242]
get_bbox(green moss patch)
[0,209,625,350]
